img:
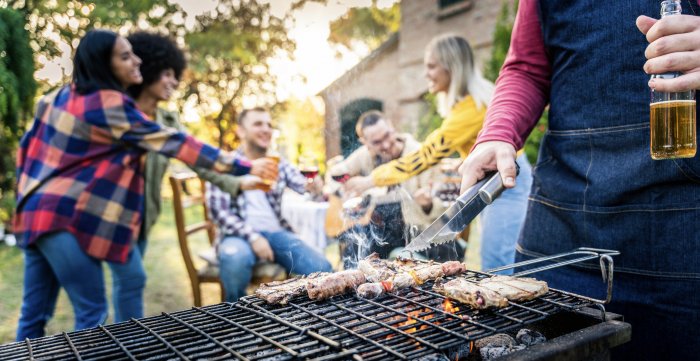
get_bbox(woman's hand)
[637,14,700,92]
[458,141,517,193]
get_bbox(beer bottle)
[650,0,697,160]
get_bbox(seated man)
[207,107,333,302]
[328,111,460,268]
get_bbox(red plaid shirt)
[14,86,251,263]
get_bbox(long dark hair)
[127,31,186,99]
[73,29,124,95]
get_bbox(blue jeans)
[218,230,333,301]
[479,154,532,274]
[17,232,108,340]
[107,240,146,322]
[16,232,145,340]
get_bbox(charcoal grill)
[0,248,630,360]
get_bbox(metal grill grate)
[239,270,596,360]
[0,304,359,361]
[1,248,619,361]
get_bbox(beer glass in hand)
[259,153,279,192]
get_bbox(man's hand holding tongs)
[458,141,518,194]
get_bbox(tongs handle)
[478,173,505,205]
[458,163,519,205]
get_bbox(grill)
[0,248,631,361]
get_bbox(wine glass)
[298,154,319,184]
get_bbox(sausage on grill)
[306,270,366,300]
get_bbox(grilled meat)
[357,282,385,299]
[434,275,549,309]
[355,256,466,298]
[478,276,549,302]
[255,272,328,305]
[442,261,466,276]
[357,253,398,282]
[306,270,366,300]
[434,278,508,309]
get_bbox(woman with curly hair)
[106,31,255,323]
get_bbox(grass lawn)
[0,198,481,344]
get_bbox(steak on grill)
[478,276,549,302]
[255,272,328,305]
[434,278,509,309]
[434,275,549,309]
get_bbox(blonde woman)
[346,34,532,272]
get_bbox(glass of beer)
[257,154,279,192]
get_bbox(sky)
[35,0,399,103]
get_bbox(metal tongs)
[402,167,515,255]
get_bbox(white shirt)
[243,190,283,233]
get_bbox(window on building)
[438,0,473,20]
[439,0,465,8]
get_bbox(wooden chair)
[169,172,223,307]
[170,172,287,306]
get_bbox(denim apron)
[517,1,700,358]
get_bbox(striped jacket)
[14,86,251,263]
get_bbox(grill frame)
[0,248,629,360]
[1,273,607,361]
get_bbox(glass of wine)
[331,173,350,183]
[298,154,319,184]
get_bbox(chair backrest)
[168,172,218,289]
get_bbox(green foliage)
[338,98,383,157]
[524,110,548,162]
[184,0,295,148]
[328,1,400,52]
[484,0,517,83]
[0,8,36,221]
[277,98,326,170]
[0,191,15,225]
[484,0,547,164]
[416,93,442,141]
[7,0,183,62]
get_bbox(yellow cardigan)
[371,96,485,186]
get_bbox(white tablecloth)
[281,191,329,251]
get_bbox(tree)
[6,0,183,64]
[277,97,326,169]
[184,0,295,149]
[328,1,400,54]
[484,0,517,83]
[0,7,36,223]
